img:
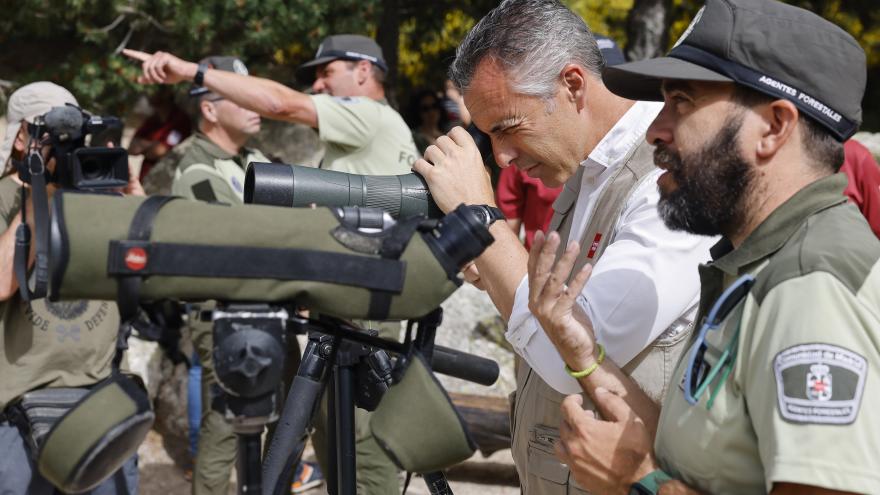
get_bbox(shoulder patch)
[333,96,361,104]
[773,343,867,425]
[192,180,218,202]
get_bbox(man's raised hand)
[122,49,197,86]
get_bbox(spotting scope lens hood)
[244,162,443,219]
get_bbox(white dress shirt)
[505,101,718,394]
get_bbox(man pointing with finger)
[123,34,417,176]
[412,1,715,492]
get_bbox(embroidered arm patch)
[773,343,867,425]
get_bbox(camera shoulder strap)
[14,154,51,301]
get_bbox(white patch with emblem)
[773,343,867,425]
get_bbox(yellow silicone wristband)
[565,344,605,378]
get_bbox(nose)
[312,78,326,94]
[491,137,518,169]
[646,104,674,147]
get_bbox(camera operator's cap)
[188,56,249,97]
[296,34,387,84]
[1,81,77,166]
[602,0,866,141]
[595,34,626,67]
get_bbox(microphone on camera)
[43,105,84,142]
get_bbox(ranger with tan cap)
[529,0,880,493]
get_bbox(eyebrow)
[490,116,522,134]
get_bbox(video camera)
[18,103,128,191]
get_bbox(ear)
[754,99,798,161]
[355,60,371,85]
[200,100,218,124]
[560,64,588,111]
[12,124,28,154]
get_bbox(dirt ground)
[137,430,519,495]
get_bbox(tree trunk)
[376,0,401,109]
[624,0,674,61]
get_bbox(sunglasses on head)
[683,274,755,409]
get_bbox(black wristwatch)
[467,205,505,228]
[193,62,210,87]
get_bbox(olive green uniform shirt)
[171,132,269,204]
[311,94,418,175]
[0,176,120,410]
[655,174,880,493]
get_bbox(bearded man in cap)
[528,0,880,493]
[125,37,414,494]
[0,82,142,494]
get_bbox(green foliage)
[0,0,377,115]
[1,0,878,129]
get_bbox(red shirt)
[496,166,563,250]
[841,140,880,238]
[133,108,192,179]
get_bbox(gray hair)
[449,0,604,102]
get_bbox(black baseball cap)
[595,35,626,67]
[189,56,249,97]
[603,0,866,141]
[296,34,387,84]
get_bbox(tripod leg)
[237,433,263,494]
[335,365,358,495]
[262,336,334,495]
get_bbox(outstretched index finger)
[122,49,150,62]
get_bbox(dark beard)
[655,115,754,236]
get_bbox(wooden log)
[448,392,512,457]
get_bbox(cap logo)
[344,51,378,64]
[673,6,705,49]
[125,247,147,271]
[232,60,248,76]
[596,38,615,50]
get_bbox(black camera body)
[19,104,128,191]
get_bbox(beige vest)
[510,142,693,494]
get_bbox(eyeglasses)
[683,274,755,409]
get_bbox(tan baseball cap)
[0,82,78,168]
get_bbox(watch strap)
[486,206,505,223]
[629,469,673,495]
[194,62,209,87]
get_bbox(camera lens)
[79,157,107,180]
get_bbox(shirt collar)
[710,173,848,274]
[579,100,663,171]
[194,132,252,162]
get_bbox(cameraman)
[126,36,416,494]
[0,82,143,494]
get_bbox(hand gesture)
[527,230,597,371]
[122,49,197,85]
[412,127,495,213]
[557,390,658,494]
